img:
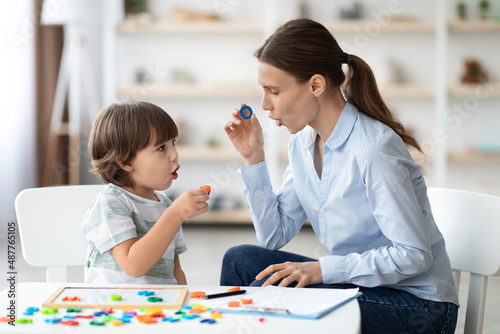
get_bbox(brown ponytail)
[343,55,422,153]
[255,18,422,154]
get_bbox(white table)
[0,283,361,333]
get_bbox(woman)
[221,19,458,333]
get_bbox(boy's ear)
[116,156,133,172]
[310,74,326,97]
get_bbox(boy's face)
[123,138,179,200]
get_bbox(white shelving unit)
[101,0,500,224]
[443,8,500,194]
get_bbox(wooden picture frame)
[42,286,188,309]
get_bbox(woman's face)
[258,62,319,134]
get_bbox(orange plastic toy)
[62,296,80,302]
[240,298,253,305]
[136,315,157,324]
[190,291,206,298]
[202,185,211,195]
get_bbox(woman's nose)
[261,95,272,112]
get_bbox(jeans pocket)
[441,303,458,334]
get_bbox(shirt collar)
[303,102,358,151]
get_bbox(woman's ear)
[116,156,134,172]
[310,74,326,97]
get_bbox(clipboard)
[215,286,361,319]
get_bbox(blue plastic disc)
[240,106,253,119]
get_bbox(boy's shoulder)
[84,184,133,219]
[102,184,149,204]
[102,183,133,198]
[101,183,121,196]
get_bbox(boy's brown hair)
[89,101,178,188]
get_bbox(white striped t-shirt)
[82,183,187,284]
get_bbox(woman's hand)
[256,261,323,288]
[224,104,265,166]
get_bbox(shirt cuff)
[238,161,272,190]
[319,255,348,284]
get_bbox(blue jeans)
[220,245,458,334]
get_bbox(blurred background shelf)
[185,208,313,226]
[116,19,443,36]
[117,84,262,99]
[117,83,442,100]
[449,83,500,97]
[322,19,435,33]
[448,150,500,163]
[379,84,435,98]
[186,208,251,225]
[449,20,500,32]
[116,20,265,35]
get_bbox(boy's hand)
[170,188,209,221]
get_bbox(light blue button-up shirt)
[239,102,459,305]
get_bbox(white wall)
[0,0,37,291]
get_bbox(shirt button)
[319,208,325,214]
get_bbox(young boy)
[82,101,209,284]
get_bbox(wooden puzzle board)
[42,286,188,309]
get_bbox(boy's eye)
[172,139,176,146]
[158,145,165,151]
[270,90,279,95]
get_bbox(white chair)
[427,187,500,334]
[15,184,104,282]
